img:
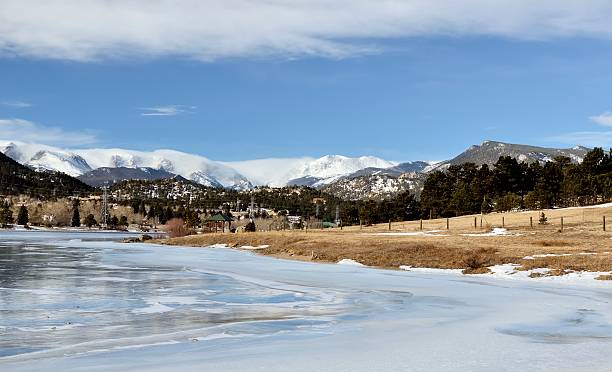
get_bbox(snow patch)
[337,259,365,267]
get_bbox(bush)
[244,221,256,232]
[165,218,193,238]
[17,205,29,226]
[494,192,522,212]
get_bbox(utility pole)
[249,195,255,220]
[335,205,340,225]
[101,184,109,228]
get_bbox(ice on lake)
[0,231,611,371]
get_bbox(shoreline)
[159,223,612,283]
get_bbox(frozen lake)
[1,231,611,371]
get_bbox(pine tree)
[71,200,81,227]
[110,215,119,227]
[119,215,128,226]
[17,205,29,226]
[84,214,97,228]
[0,202,14,227]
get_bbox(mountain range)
[0,140,590,199]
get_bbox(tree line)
[420,147,611,218]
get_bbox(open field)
[163,203,612,278]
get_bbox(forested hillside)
[420,147,612,218]
[0,152,92,198]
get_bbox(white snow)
[336,259,365,266]
[239,245,270,250]
[461,227,521,236]
[225,155,396,186]
[0,140,252,189]
[1,140,399,188]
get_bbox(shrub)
[166,218,193,238]
[244,221,256,232]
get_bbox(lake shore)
[161,205,612,282]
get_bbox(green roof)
[206,213,234,222]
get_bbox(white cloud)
[1,1,612,61]
[139,105,195,117]
[548,131,612,148]
[1,100,32,108]
[0,118,97,145]
[589,112,612,127]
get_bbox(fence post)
[604,216,606,232]
[420,219,423,231]
[561,217,564,232]
[388,219,391,231]
[502,216,505,228]
[530,216,533,228]
[474,217,477,229]
[446,218,449,230]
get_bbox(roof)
[206,213,234,222]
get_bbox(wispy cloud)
[2,1,612,61]
[589,112,612,127]
[0,118,96,145]
[1,100,32,108]
[139,105,196,117]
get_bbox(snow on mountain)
[428,140,589,172]
[27,150,92,177]
[222,157,315,187]
[321,172,426,200]
[0,141,92,177]
[0,141,252,190]
[290,155,396,181]
[74,148,252,189]
[224,155,397,187]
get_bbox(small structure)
[287,215,303,230]
[206,213,234,233]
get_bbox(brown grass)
[161,204,612,276]
[596,274,612,281]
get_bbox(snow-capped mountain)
[280,155,397,187]
[321,172,426,200]
[0,141,252,190]
[224,155,397,187]
[1,141,93,177]
[0,139,593,197]
[429,141,589,172]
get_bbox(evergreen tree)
[110,215,119,228]
[17,205,29,226]
[84,214,97,228]
[119,215,129,227]
[71,200,81,227]
[0,202,14,227]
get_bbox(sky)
[1,1,612,162]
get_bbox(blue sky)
[1,1,612,162]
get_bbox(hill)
[430,141,589,171]
[78,167,179,187]
[0,151,92,198]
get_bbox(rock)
[140,234,153,241]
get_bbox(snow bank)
[239,245,270,250]
[337,259,365,267]
[461,228,521,237]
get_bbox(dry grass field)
[163,203,612,278]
